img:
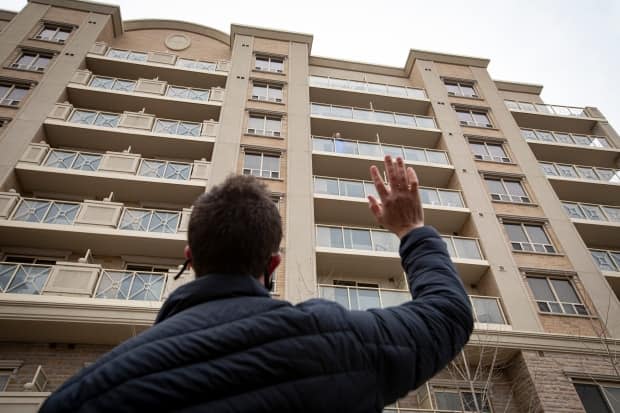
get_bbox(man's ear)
[184,245,192,264]
[266,253,282,275]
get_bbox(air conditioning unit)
[10,63,20,68]
[471,94,479,98]
[247,128,256,134]
[36,67,45,72]
[272,131,280,137]
[35,35,43,39]
[447,91,456,96]
[274,98,282,103]
[58,39,65,44]
[460,120,471,126]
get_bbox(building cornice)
[124,19,229,46]
[494,79,544,95]
[0,9,18,21]
[309,55,406,77]
[405,48,490,73]
[230,23,313,53]
[28,0,122,36]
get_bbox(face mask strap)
[174,259,191,280]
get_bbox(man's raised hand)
[368,156,424,239]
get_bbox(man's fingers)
[384,155,398,189]
[406,167,419,191]
[395,157,407,189]
[370,165,389,200]
[367,195,383,220]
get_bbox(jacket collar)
[155,273,271,323]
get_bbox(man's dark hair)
[188,175,282,277]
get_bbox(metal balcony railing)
[562,201,620,223]
[0,262,167,301]
[317,284,507,324]
[312,136,450,165]
[311,103,437,129]
[309,76,427,100]
[521,128,612,149]
[8,196,183,234]
[313,176,464,208]
[103,47,230,72]
[540,161,620,184]
[41,148,195,181]
[67,108,205,137]
[87,75,217,102]
[316,225,484,260]
[505,100,590,118]
[590,248,620,272]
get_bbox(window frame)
[455,107,493,128]
[251,82,284,103]
[246,113,283,137]
[0,83,30,107]
[10,49,54,72]
[503,221,556,254]
[34,23,73,44]
[242,152,281,179]
[574,380,620,412]
[526,275,588,316]
[254,55,285,73]
[484,176,531,204]
[444,79,479,98]
[433,388,492,412]
[468,139,511,163]
[3,255,57,265]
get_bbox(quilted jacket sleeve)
[346,226,474,405]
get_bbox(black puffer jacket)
[39,226,473,412]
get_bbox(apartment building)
[0,0,619,411]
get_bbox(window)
[11,51,53,72]
[456,108,492,128]
[243,153,280,179]
[575,382,620,412]
[434,389,491,412]
[470,296,505,324]
[0,84,28,106]
[255,55,284,73]
[484,177,530,203]
[468,140,510,163]
[35,24,72,43]
[590,249,620,272]
[503,222,556,253]
[444,80,478,98]
[252,83,283,103]
[3,256,56,265]
[247,114,282,137]
[125,264,171,273]
[526,276,587,315]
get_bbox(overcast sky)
[6,0,620,129]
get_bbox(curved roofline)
[123,19,230,46]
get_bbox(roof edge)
[405,48,490,73]
[0,9,18,21]
[309,55,406,77]
[28,0,122,36]
[230,23,313,53]
[494,79,543,95]
[124,19,230,45]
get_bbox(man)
[40,156,473,412]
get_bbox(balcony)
[315,225,489,284]
[313,176,469,232]
[504,100,603,133]
[310,103,441,147]
[540,161,620,205]
[0,261,192,343]
[0,192,189,258]
[312,136,453,186]
[86,42,229,89]
[562,201,620,248]
[590,248,620,299]
[521,128,619,166]
[44,103,217,159]
[15,143,210,204]
[308,75,430,113]
[67,70,224,122]
[317,284,509,329]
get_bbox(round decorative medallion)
[165,34,191,51]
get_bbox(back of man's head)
[188,175,282,277]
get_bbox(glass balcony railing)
[87,75,214,102]
[540,161,620,184]
[309,76,427,100]
[313,176,464,208]
[318,284,506,324]
[312,136,450,166]
[103,47,229,73]
[505,100,590,117]
[316,225,484,260]
[41,148,194,181]
[0,262,167,301]
[562,201,620,223]
[311,103,437,129]
[521,128,612,149]
[7,197,183,234]
[67,108,205,137]
[590,248,620,273]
